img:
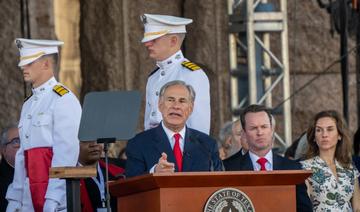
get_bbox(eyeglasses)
[5,137,20,146]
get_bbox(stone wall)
[0,1,22,128]
[0,0,56,129]
[0,0,358,141]
[287,0,357,138]
[79,0,231,135]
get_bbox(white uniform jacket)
[144,50,211,134]
[6,77,82,211]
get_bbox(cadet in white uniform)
[6,39,82,212]
[141,14,211,134]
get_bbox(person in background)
[218,121,234,159]
[301,110,360,211]
[6,38,82,212]
[126,80,222,178]
[224,104,312,212]
[0,125,20,212]
[141,13,211,134]
[294,132,308,161]
[284,135,302,160]
[79,141,124,212]
[220,119,247,160]
[216,141,226,160]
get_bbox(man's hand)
[155,152,175,173]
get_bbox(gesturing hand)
[155,152,175,173]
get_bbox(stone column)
[80,0,230,134]
[0,0,56,129]
[54,0,81,96]
[184,0,231,135]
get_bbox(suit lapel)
[153,125,177,167]
[182,128,196,171]
[272,153,283,170]
[240,152,255,171]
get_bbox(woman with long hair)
[301,110,360,211]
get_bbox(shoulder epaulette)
[24,92,33,102]
[53,84,69,96]
[148,67,159,77]
[181,61,201,71]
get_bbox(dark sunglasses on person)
[5,137,20,146]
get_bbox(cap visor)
[18,55,43,67]
[141,33,167,43]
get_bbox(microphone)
[183,151,191,158]
[189,134,214,171]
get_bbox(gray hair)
[1,123,18,146]
[219,121,233,145]
[159,80,196,102]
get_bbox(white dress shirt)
[249,150,273,171]
[149,122,186,173]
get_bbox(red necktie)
[173,133,183,172]
[257,157,267,171]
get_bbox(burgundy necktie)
[173,133,183,172]
[257,157,267,171]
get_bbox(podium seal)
[204,188,255,212]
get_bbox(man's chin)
[23,77,32,83]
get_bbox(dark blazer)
[0,159,14,212]
[224,151,313,212]
[125,124,223,178]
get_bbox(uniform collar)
[32,77,57,95]
[156,50,184,69]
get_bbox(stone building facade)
[0,0,357,142]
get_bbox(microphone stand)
[97,137,116,212]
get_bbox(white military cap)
[140,14,193,43]
[15,38,64,67]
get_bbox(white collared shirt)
[161,122,186,152]
[249,150,273,171]
[149,123,186,173]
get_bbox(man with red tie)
[125,80,222,178]
[223,104,312,212]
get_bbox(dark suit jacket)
[224,151,312,212]
[125,124,223,178]
[0,159,14,212]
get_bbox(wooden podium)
[109,170,311,212]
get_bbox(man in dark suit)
[223,104,312,212]
[125,80,222,178]
[0,125,20,212]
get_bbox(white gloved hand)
[6,200,21,212]
[43,199,59,212]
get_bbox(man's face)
[243,112,273,154]
[158,84,193,132]
[79,141,103,165]
[2,128,20,167]
[232,122,242,147]
[21,59,45,85]
[143,35,175,61]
